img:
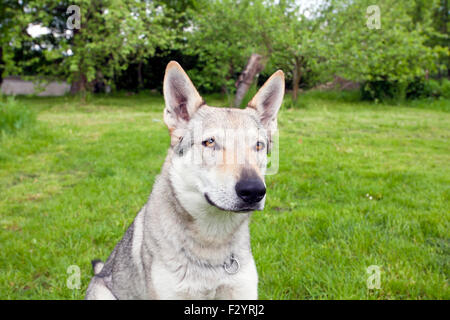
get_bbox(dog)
[85,61,284,299]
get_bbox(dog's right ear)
[163,61,204,138]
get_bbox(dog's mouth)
[204,193,256,213]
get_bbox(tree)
[0,0,33,85]
[268,0,333,104]
[324,0,447,99]
[64,0,173,95]
[187,0,255,98]
[1,0,173,96]
[187,0,287,104]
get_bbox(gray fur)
[85,155,253,299]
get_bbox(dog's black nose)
[235,179,266,204]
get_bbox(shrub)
[0,97,36,135]
[362,78,450,101]
[440,78,450,99]
[408,78,450,99]
[406,78,427,99]
[423,79,443,98]
[360,80,407,102]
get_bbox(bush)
[0,97,36,135]
[406,78,427,99]
[360,80,407,102]
[362,78,450,101]
[408,78,450,99]
[406,78,443,99]
[440,78,450,99]
[424,79,443,98]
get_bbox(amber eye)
[255,141,265,151]
[202,138,215,147]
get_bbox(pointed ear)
[163,61,204,134]
[247,70,284,140]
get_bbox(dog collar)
[223,254,240,274]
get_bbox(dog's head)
[163,61,284,214]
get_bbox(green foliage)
[267,1,332,95]
[0,97,36,135]
[406,78,431,100]
[65,0,174,91]
[405,78,450,100]
[361,81,408,102]
[1,0,175,92]
[186,0,259,93]
[327,0,447,85]
[1,0,448,101]
[186,0,448,103]
[441,79,450,98]
[420,78,450,99]
[425,79,444,98]
[361,77,450,102]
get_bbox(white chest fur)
[151,255,258,299]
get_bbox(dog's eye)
[202,138,215,148]
[255,141,265,151]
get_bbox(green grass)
[0,91,449,299]
[0,97,36,135]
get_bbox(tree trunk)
[70,73,87,94]
[234,53,263,108]
[137,60,143,90]
[69,28,88,98]
[0,46,3,87]
[292,57,302,104]
[70,72,88,103]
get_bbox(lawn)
[0,91,449,299]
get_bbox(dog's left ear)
[247,70,284,141]
[163,61,204,138]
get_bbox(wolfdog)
[85,61,284,299]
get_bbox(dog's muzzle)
[204,192,263,213]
